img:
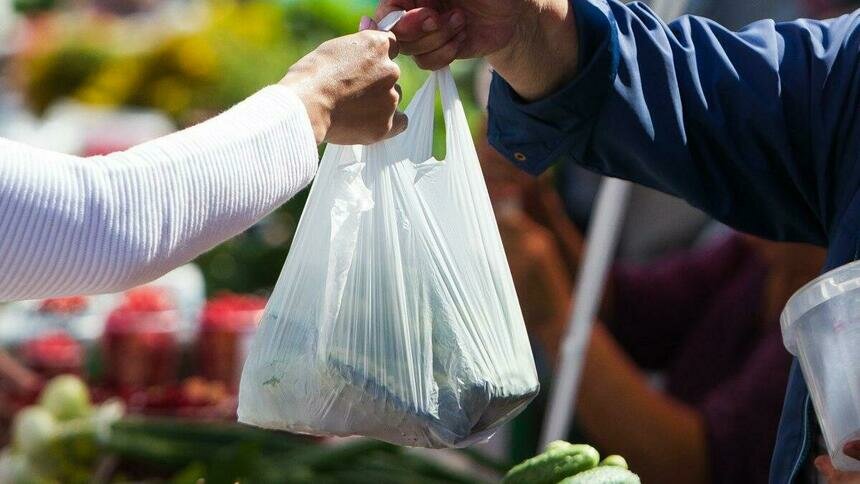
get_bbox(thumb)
[382,111,409,140]
[360,15,379,31]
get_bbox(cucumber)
[112,417,306,452]
[502,442,599,484]
[104,430,220,468]
[546,440,576,453]
[278,439,396,471]
[370,451,485,484]
[558,466,641,484]
[599,455,628,469]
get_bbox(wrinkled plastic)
[238,69,539,448]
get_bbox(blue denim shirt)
[487,1,860,482]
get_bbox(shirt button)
[513,152,527,162]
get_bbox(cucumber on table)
[112,417,306,451]
[502,441,599,484]
[599,455,628,469]
[558,466,641,484]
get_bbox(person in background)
[377,0,860,481]
[480,127,826,483]
[805,0,860,17]
[0,27,406,302]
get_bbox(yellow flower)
[209,1,284,46]
[174,36,219,79]
[75,59,143,107]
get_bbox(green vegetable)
[502,441,599,484]
[0,450,55,484]
[599,455,628,469]
[112,417,304,450]
[28,420,100,483]
[558,466,640,484]
[38,375,90,421]
[369,451,483,484]
[546,441,575,453]
[90,399,124,440]
[12,408,57,455]
[13,0,57,14]
[105,429,235,468]
[278,438,394,471]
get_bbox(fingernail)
[450,12,465,29]
[422,17,438,32]
[359,16,372,31]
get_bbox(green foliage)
[23,45,110,115]
[279,0,365,45]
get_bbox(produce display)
[197,293,265,390]
[503,441,639,484]
[1,375,124,483]
[0,375,498,483]
[102,288,180,390]
[20,332,82,377]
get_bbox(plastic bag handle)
[435,67,470,159]
[377,10,406,32]
[369,10,473,162]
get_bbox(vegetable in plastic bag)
[238,68,539,448]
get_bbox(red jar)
[102,288,180,390]
[197,294,265,391]
[20,331,82,378]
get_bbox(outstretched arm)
[0,29,405,301]
[0,86,317,301]
[489,1,860,245]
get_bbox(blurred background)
[0,0,852,482]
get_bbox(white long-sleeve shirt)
[0,85,318,301]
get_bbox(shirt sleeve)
[608,233,751,369]
[0,85,318,301]
[488,0,860,245]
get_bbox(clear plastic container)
[782,260,860,471]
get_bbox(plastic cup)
[782,260,860,471]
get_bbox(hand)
[280,30,407,145]
[376,0,579,100]
[816,456,860,483]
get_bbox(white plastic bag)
[238,68,539,448]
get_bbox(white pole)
[539,178,631,446]
[538,0,691,448]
